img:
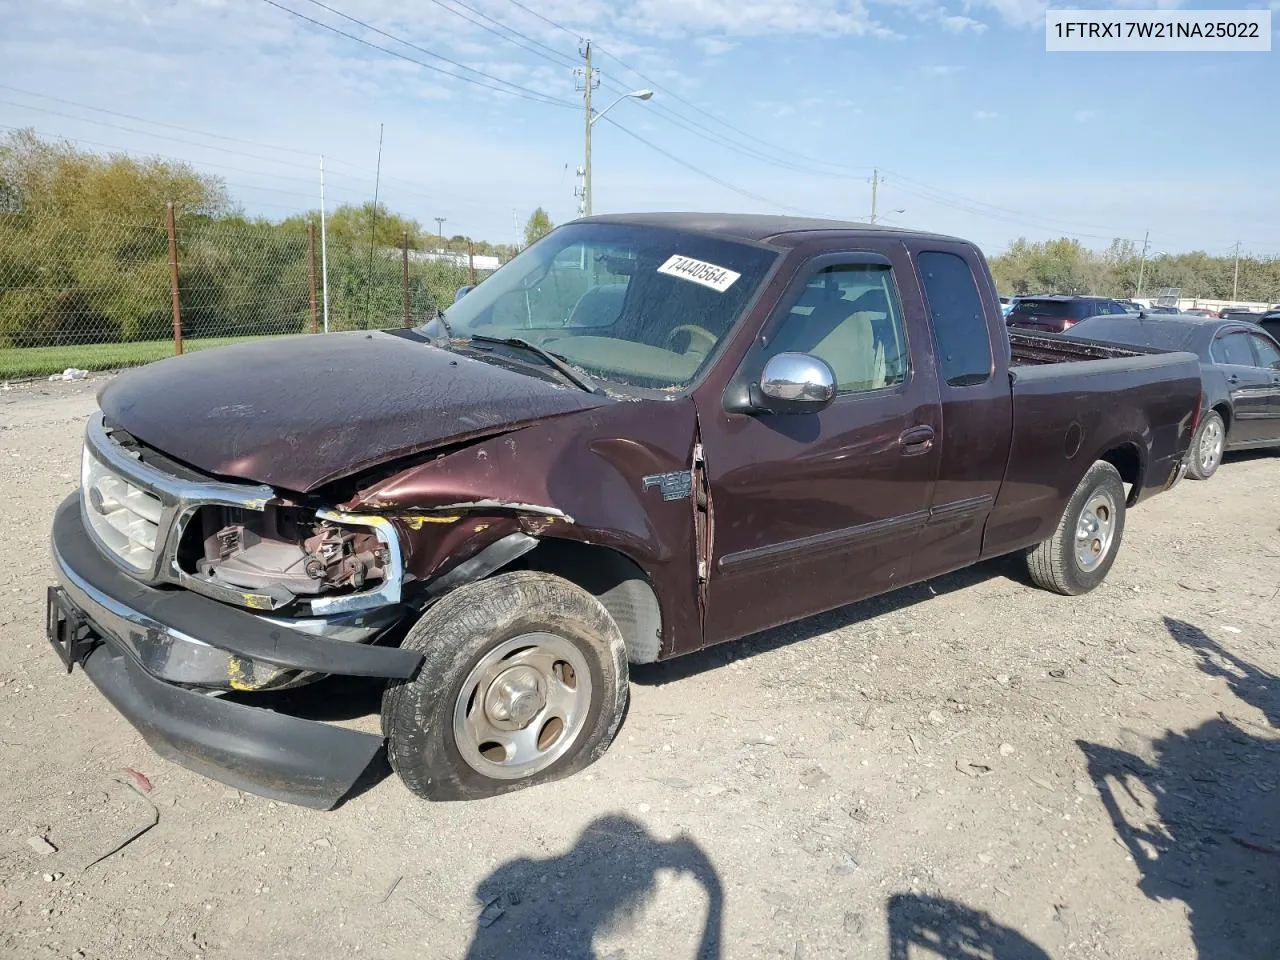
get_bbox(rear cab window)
[916,251,994,386]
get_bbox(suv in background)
[1004,295,1133,333]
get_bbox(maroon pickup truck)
[47,214,1202,808]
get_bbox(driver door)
[697,252,942,647]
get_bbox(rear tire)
[1186,410,1225,480]
[382,571,628,801]
[1027,461,1126,596]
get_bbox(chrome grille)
[79,412,277,584]
[81,446,163,572]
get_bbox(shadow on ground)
[634,553,1029,686]
[465,815,722,960]
[1079,616,1280,959]
[886,894,1049,959]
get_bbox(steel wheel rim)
[1198,420,1223,473]
[452,633,593,780]
[1074,489,1118,573]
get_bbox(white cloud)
[973,109,998,120]
[940,14,989,32]
[923,64,965,75]
[617,0,883,37]
[1073,108,1098,122]
[694,36,738,55]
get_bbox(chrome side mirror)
[758,352,836,413]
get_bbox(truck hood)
[98,331,611,493]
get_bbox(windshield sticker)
[657,255,741,293]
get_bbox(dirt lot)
[2,376,1278,960]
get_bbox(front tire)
[1186,409,1225,480]
[1027,460,1126,596]
[382,571,629,801]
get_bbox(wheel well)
[1212,402,1231,431]
[1100,443,1143,506]
[518,538,663,664]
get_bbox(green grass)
[0,334,290,380]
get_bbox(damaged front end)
[72,412,551,694]
[177,503,399,617]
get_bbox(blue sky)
[1,0,1277,257]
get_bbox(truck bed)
[1008,330,1154,366]
[982,330,1203,556]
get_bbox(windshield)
[423,222,778,390]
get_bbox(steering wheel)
[664,324,718,355]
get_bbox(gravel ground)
[2,376,1278,960]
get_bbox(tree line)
[0,130,542,349]
[989,237,1279,304]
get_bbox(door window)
[917,251,993,386]
[1212,331,1255,366]
[765,263,909,394]
[1249,333,1280,370]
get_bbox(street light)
[583,88,653,217]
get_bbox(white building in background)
[407,250,502,271]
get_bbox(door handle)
[1227,374,1240,385]
[899,425,935,455]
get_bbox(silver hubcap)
[452,633,592,780]
[1198,420,1223,473]
[1075,489,1118,573]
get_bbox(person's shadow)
[465,815,723,960]
[1079,617,1280,959]
[886,894,1049,959]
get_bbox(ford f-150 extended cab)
[46,214,1203,808]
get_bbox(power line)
[880,169,1135,239]
[0,99,345,173]
[262,0,574,108]
[586,40,1144,239]
[0,124,512,220]
[599,117,809,215]
[426,0,579,69]
[503,0,579,38]
[591,44,871,175]
[888,180,1137,242]
[0,84,321,158]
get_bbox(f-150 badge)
[642,471,693,502]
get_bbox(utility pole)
[434,217,447,249]
[1135,230,1150,298]
[1232,241,1242,302]
[319,155,330,333]
[868,169,880,224]
[577,40,598,216]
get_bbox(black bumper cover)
[51,494,422,809]
[81,642,385,809]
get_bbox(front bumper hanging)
[49,494,423,809]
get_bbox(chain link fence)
[0,208,490,379]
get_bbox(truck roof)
[577,212,965,246]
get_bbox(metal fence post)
[307,221,319,334]
[165,201,184,355]
[468,239,476,286]
[402,230,410,328]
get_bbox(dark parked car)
[1219,308,1262,321]
[1065,314,1280,479]
[46,213,1201,808]
[1260,311,1280,342]
[1005,295,1134,333]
